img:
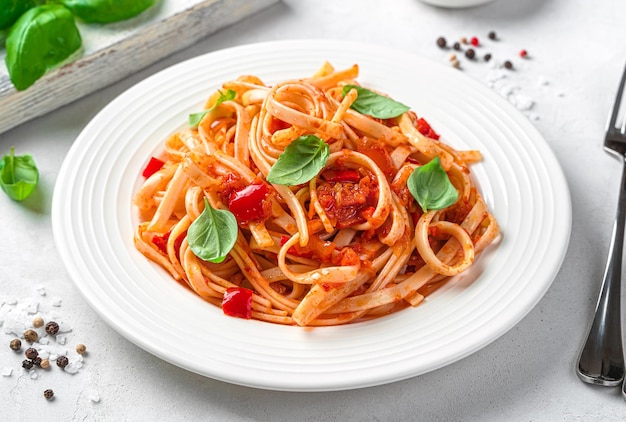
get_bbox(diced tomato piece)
[152,230,186,256]
[222,287,253,319]
[322,169,361,183]
[227,183,269,224]
[356,143,395,178]
[416,118,440,140]
[152,232,170,255]
[142,157,165,178]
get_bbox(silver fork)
[576,64,626,391]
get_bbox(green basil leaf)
[188,89,237,128]
[188,198,238,263]
[266,135,329,186]
[407,156,458,212]
[5,5,82,91]
[0,0,36,30]
[342,84,410,119]
[61,0,155,23]
[0,147,39,201]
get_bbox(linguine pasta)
[133,62,500,326]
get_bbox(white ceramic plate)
[52,40,571,392]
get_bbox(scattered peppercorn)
[45,321,60,336]
[460,36,468,44]
[32,356,42,367]
[465,48,476,59]
[25,347,38,360]
[436,36,447,48]
[488,31,497,40]
[23,329,38,343]
[470,36,479,47]
[10,338,22,351]
[449,54,460,69]
[75,343,87,355]
[453,42,461,51]
[40,358,50,369]
[503,60,514,69]
[22,359,34,370]
[519,49,528,58]
[44,389,54,400]
[484,53,492,62]
[32,317,44,328]
[56,355,69,369]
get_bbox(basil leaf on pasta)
[266,135,329,186]
[188,198,237,263]
[0,147,39,201]
[342,84,409,119]
[188,89,237,127]
[407,156,458,212]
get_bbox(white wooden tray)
[0,0,278,135]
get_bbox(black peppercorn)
[484,53,492,62]
[465,48,476,59]
[32,356,42,367]
[503,60,514,69]
[56,355,69,369]
[25,347,38,360]
[453,42,461,51]
[436,36,447,48]
[22,359,34,370]
[45,321,60,335]
[488,31,497,40]
[9,338,21,351]
[44,389,54,400]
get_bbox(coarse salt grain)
[29,369,38,380]
[35,286,46,296]
[27,302,39,315]
[51,297,62,307]
[2,367,12,377]
[64,356,84,375]
[88,390,101,403]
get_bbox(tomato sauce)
[317,171,378,229]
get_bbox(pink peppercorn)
[470,36,479,47]
[520,49,528,58]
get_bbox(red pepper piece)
[152,230,186,256]
[142,156,165,178]
[322,169,361,183]
[222,287,253,319]
[152,232,170,255]
[227,183,269,224]
[416,118,440,140]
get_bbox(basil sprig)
[188,89,237,128]
[3,1,156,91]
[266,135,329,186]
[188,199,238,263]
[6,5,82,91]
[0,0,35,30]
[0,147,39,201]
[342,85,410,119]
[61,0,155,24]
[407,157,458,212]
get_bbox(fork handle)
[576,155,626,386]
